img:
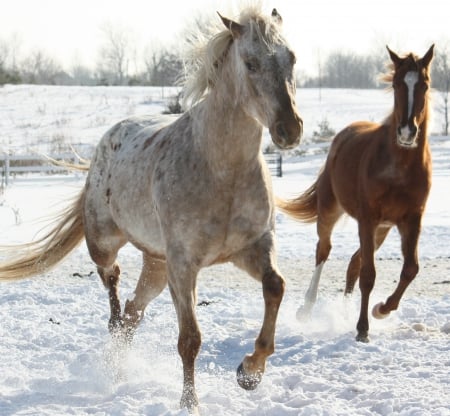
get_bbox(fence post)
[4,154,9,187]
[277,153,282,177]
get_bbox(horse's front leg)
[166,255,201,415]
[373,217,421,318]
[346,226,390,295]
[232,233,285,390]
[356,221,376,343]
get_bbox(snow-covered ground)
[0,85,449,416]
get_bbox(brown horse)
[278,45,434,343]
[0,7,302,414]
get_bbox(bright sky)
[0,0,447,75]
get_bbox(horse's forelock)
[182,6,283,108]
[380,53,422,85]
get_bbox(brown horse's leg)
[166,255,201,414]
[232,233,284,391]
[123,254,167,341]
[299,205,342,318]
[374,218,420,317]
[356,221,376,342]
[345,226,390,295]
[345,249,361,295]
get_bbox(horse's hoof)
[372,302,390,319]
[236,362,262,390]
[356,333,370,343]
[296,306,312,321]
[180,386,199,414]
[108,317,124,334]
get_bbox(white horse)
[0,6,302,413]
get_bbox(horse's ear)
[421,44,434,67]
[271,8,283,25]
[218,12,244,38]
[387,46,402,66]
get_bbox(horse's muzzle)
[397,124,418,148]
[270,116,303,150]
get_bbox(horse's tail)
[42,151,90,172]
[276,180,318,223]
[0,189,86,280]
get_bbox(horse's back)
[83,114,179,256]
[87,114,178,193]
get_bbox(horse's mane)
[182,5,284,108]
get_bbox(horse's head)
[387,44,434,148]
[219,8,303,150]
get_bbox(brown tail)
[0,189,86,280]
[276,180,318,223]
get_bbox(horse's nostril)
[276,123,287,141]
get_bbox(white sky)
[0,0,447,75]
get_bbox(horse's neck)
[192,91,263,173]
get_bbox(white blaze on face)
[398,71,419,142]
[404,71,419,119]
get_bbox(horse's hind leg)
[299,200,342,319]
[123,254,167,341]
[373,218,420,319]
[97,263,123,332]
[83,206,127,332]
[345,226,391,295]
[232,233,285,391]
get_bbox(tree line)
[0,24,184,87]
[1,25,449,134]
[1,26,449,91]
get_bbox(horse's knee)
[359,264,376,291]
[262,270,285,303]
[401,263,419,282]
[316,240,332,264]
[97,263,121,289]
[178,329,202,363]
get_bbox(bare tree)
[432,45,450,136]
[70,63,95,86]
[97,22,134,85]
[143,44,183,87]
[8,33,22,72]
[0,39,9,70]
[321,51,382,88]
[20,49,62,84]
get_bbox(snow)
[0,85,449,416]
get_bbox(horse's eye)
[245,60,258,72]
